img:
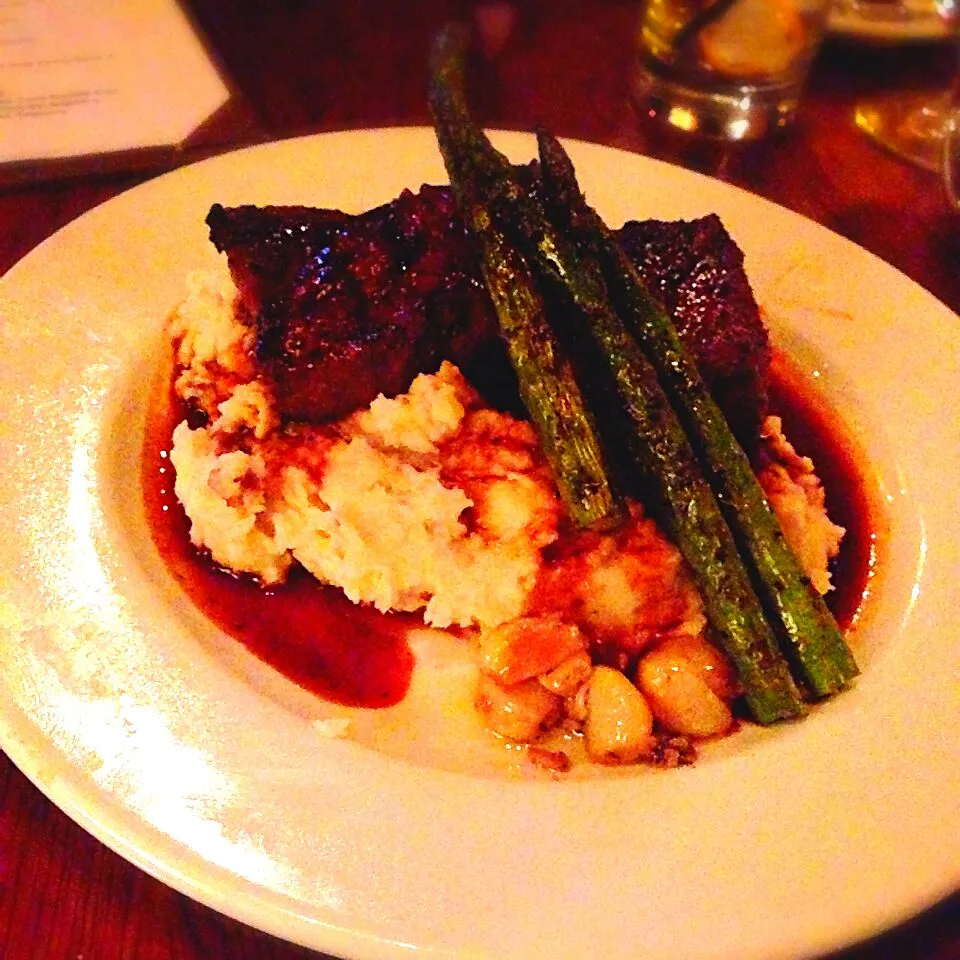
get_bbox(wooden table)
[1,2,957,957]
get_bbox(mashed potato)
[758,415,845,595]
[169,271,558,628]
[165,268,853,765]
[167,270,843,641]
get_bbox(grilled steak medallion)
[616,214,769,445]
[206,187,497,423]
[207,183,769,439]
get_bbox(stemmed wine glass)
[853,0,959,174]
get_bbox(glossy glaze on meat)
[207,182,769,437]
[617,214,769,442]
[207,187,498,422]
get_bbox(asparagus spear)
[472,209,627,531]
[536,130,859,698]
[431,32,624,532]
[428,24,806,723]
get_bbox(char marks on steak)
[207,187,498,422]
[617,214,769,440]
[207,182,769,439]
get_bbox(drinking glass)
[632,0,835,140]
[854,0,959,173]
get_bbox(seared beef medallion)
[207,178,769,440]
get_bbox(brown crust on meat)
[207,187,498,422]
[207,183,769,440]
[617,214,770,443]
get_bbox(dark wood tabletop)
[1,2,957,958]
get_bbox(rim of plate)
[0,128,958,960]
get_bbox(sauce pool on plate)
[141,382,416,708]
[142,352,877,709]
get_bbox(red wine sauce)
[142,354,877,708]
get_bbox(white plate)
[828,0,954,42]
[1,129,958,960]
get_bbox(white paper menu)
[0,0,231,164]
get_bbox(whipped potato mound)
[167,270,843,639]
[168,269,256,415]
[168,271,559,629]
[758,415,846,595]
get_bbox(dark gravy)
[142,352,877,707]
